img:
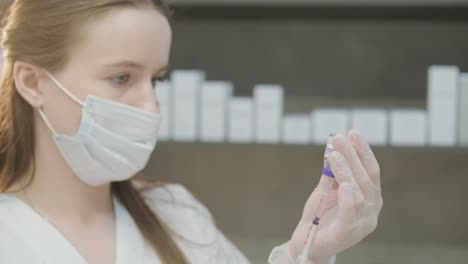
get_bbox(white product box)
[155,80,171,141]
[282,114,312,145]
[351,109,388,146]
[254,84,284,144]
[428,65,459,146]
[200,81,233,143]
[171,70,205,142]
[311,108,349,144]
[228,97,254,144]
[459,73,468,146]
[390,109,427,146]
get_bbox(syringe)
[297,133,337,264]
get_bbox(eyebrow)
[103,60,144,69]
[103,60,169,75]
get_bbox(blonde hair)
[0,1,188,263]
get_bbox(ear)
[13,61,44,108]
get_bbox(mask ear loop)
[38,108,58,136]
[45,71,85,107]
[38,71,86,136]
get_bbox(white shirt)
[0,183,295,264]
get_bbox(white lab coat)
[0,183,298,264]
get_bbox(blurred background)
[141,0,468,263]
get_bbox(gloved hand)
[288,130,383,263]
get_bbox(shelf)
[155,141,468,152]
[167,0,468,7]
[167,0,468,20]
[145,141,468,244]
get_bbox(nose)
[132,82,160,114]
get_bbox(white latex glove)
[288,130,383,263]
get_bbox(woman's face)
[41,7,172,135]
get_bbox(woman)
[0,1,383,263]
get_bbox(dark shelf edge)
[157,141,468,152]
[168,5,468,21]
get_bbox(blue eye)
[112,74,130,85]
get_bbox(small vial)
[322,133,336,178]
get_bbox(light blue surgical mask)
[38,72,161,186]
